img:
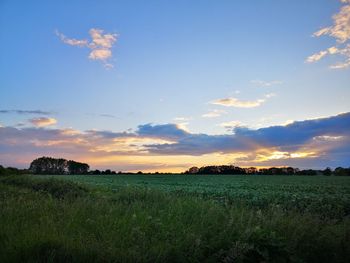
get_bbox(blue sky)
[1,0,349,171]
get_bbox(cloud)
[55,30,88,47]
[202,109,227,118]
[250,80,283,87]
[56,28,118,68]
[136,123,189,140]
[212,98,264,108]
[307,1,350,69]
[219,121,242,131]
[89,48,112,60]
[211,94,274,108]
[143,113,350,167]
[89,28,117,49]
[0,109,52,115]
[99,114,116,118]
[29,117,57,127]
[313,3,350,43]
[306,50,329,63]
[1,113,349,170]
[173,117,191,122]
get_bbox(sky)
[1,0,350,172]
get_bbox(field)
[42,174,350,218]
[1,174,350,262]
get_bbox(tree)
[186,167,199,174]
[67,160,89,174]
[334,167,350,176]
[323,167,332,176]
[29,157,89,175]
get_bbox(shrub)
[0,176,88,199]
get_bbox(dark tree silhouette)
[29,157,89,175]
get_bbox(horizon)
[4,155,344,174]
[1,0,350,172]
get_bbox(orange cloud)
[29,117,57,127]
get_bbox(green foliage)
[0,175,350,262]
[0,175,88,199]
[0,165,28,176]
[334,167,350,176]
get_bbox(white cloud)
[306,50,329,63]
[89,28,117,49]
[29,117,57,127]
[202,109,227,118]
[173,117,191,121]
[250,80,283,87]
[211,94,274,108]
[313,3,350,43]
[89,48,112,60]
[57,28,118,68]
[173,117,191,132]
[283,120,294,126]
[307,1,350,69]
[330,60,350,69]
[212,98,264,108]
[265,93,276,98]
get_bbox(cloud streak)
[0,109,52,115]
[202,109,227,118]
[56,28,118,68]
[250,80,282,87]
[211,94,275,108]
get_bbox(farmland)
[1,174,350,262]
[44,174,350,218]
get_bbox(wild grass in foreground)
[0,175,350,262]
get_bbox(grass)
[0,174,350,262]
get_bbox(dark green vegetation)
[1,174,350,262]
[0,165,28,175]
[185,165,350,176]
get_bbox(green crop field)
[1,174,350,262]
[43,174,350,218]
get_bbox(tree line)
[184,165,350,176]
[1,156,349,176]
[28,157,118,175]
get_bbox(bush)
[0,176,88,199]
[0,165,28,176]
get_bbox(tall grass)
[0,175,349,262]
